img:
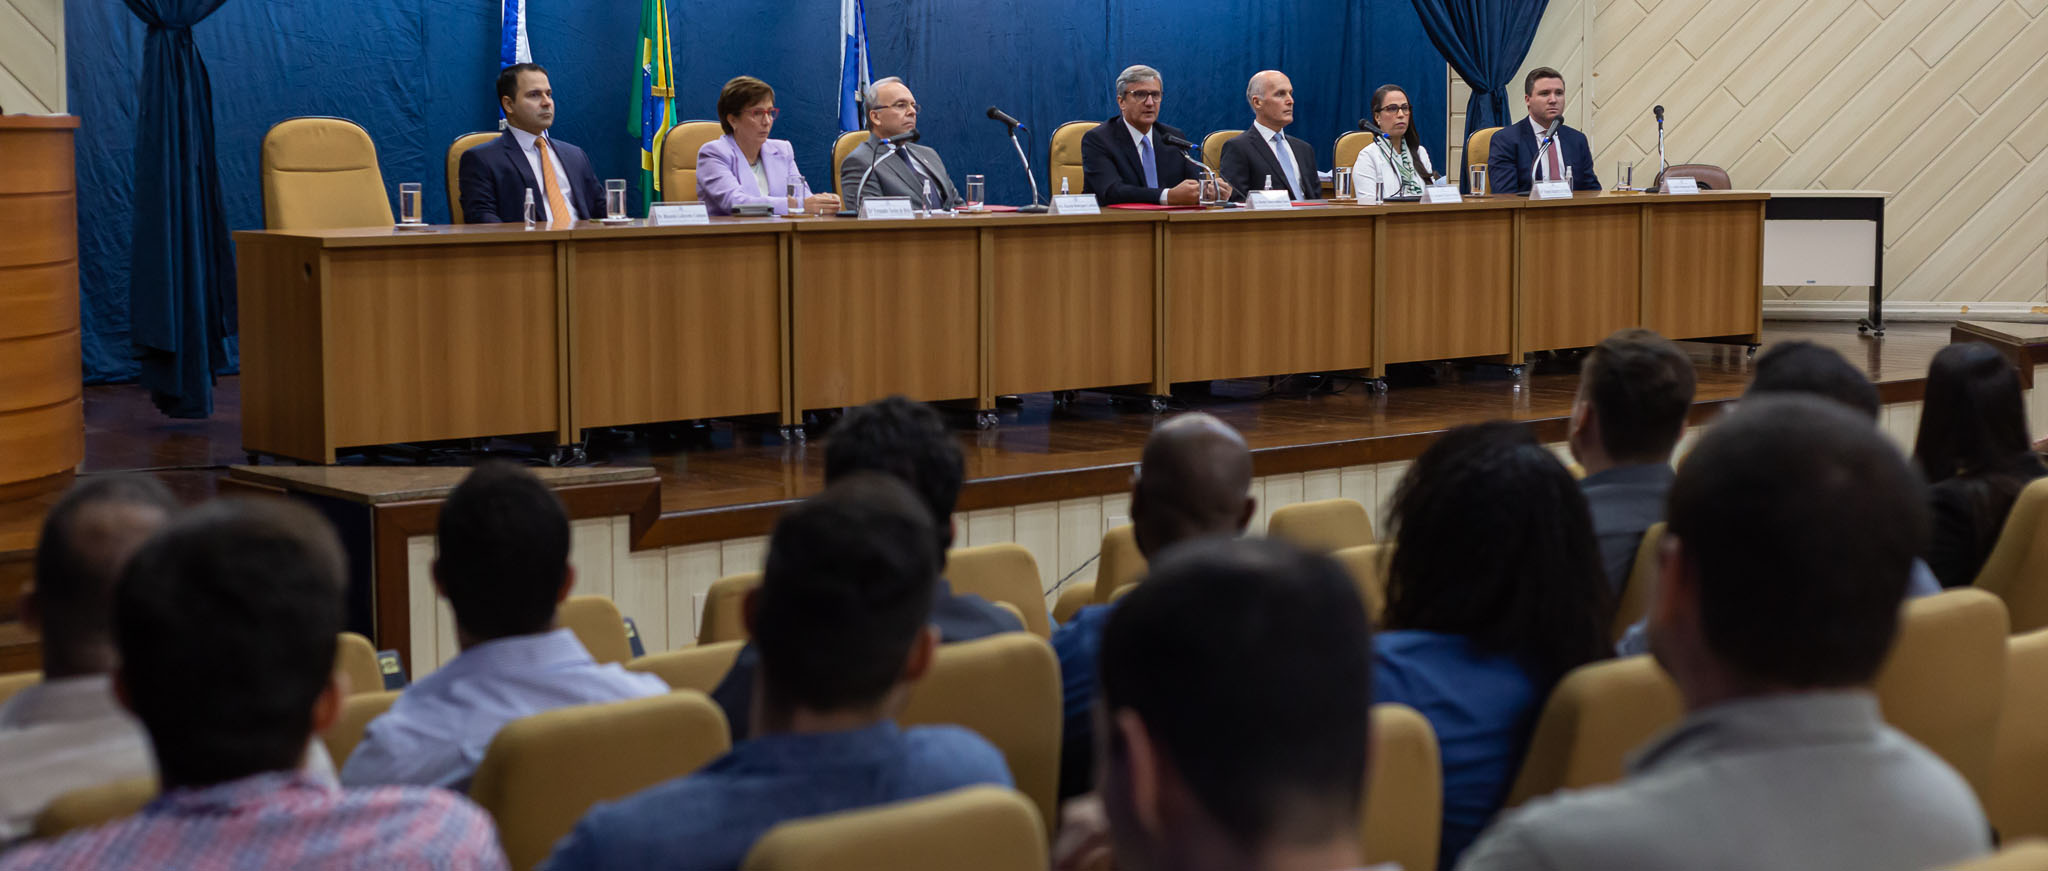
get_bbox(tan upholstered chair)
[1611,523,1665,643]
[831,130,872,199]
[260,117,394,230]
[698,571,763,644]
[444,130,497,223]
[945,543,1049,638]
[1200,129,1234,173]
[1334,131,1376,177]
[1990,629,2048,840]
[336,631,384,696]
[1332,543,1390,623]
[1941,841,2048,870]
[323,688,401,768]
[1363,703,1440,871]
[471,691,730,870]
[1052,582,1094,624]
[660,120,723,203]
[1651,163,1734,191]
[1464,126,1504,193]
[900,633,1061,833]
[33,777,157,840]
[1267,498,1375,553]
[557,595,632,665]
[1091,526,1147,605]
[1976,478,2048,633]
[742,785,1046,871]
[624,640,746,694]
[1873,588,2008,801]
[1504,654,1683,808]
[1049,121,1097,197]
[0,670,39,708]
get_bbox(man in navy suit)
[458,63,604,224]
[1486,67,1601,195]
[1081,65,1233,206]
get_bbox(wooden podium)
[0,116,83,497]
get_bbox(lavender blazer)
[696,135,810,216]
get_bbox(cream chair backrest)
[557,595,633,665]
[1201,129,1234,173]
[832,130,872,199]
[444,131,497,223]
[1504,654,1683,808]
[336,631,384,696]
[945,543,1049,638]
[323,688,401,768]
[1611,523,1665,643]
[1464,126,1504,193]
[1091,525,1147,605]
[661,120,723,203]
[1334,131,1376,176]
[900,633,1061,833]
[0,670,40,708]
[1049,121,1097,196]
[1267,498,1375,553]
[1990,629,2048,841]
[741,785,1046,871]
[1332,543,1389,624]
[1363,703,1440,871]
[625,640,746,694]
[1873,587,2008,801]
[1976,478,2048,633]
[33,776,157,840]
[261,116,394,230]
[698,571,763,644]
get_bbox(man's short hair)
[1524,66,1565,95]
[33,475,179,640]
[116,499,347,787]
[862,76,904,110]
[496,62,548,106]
[1668,395,1927,687]
[754,474,939,713]
[1581,328,1697,463]
[1745,340,1881,420]
[1100,537,1372,851]
[716,75,776,135]
[436,462,570,641]
[824,396,964,558]
[1116,65,1162,99]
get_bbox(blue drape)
[119,0,237,418]
[1405,0,1546,147]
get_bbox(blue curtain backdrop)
[70,0,1447,385]
[1406,0,1547,138]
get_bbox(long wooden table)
[234,191,1765,462]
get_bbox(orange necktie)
[537,137,574,225]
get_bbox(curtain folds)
[1405,0,1548,158]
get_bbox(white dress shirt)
[749,159,772,198]
[509,126,583,220]
[1250,121,1309,198]
[1124,120,1174,205]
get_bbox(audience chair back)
[323,688,401,768]
[1874,587,2009,801]
[557,595,633,665]
[444,131,497,223]
[260,116,394,230]
[1504,654,1683,808]
[1201,129,1234,173]
[1332,543,1390,624]
[945,543,1050,638]
[0,670,39,708]
[1941,840,2048,870]
[741,785,1047,871]
[624,640,746,694]
[1650,163,1734,191]
[900,633,1061,834]
[1363,703,1441,871]
[660,120,723,204]
[698,571,762,644]
[1051,582,1095,624]
[1991,629,2048,841]
[1267,498,1375,553]
[32,777,157,840]
[1090,525,1148,605]
[336,631,384,696]
[1611,522,1665,643]
[470,690,730,870]
[1975,478,2048,633]
[832,131,872,199]
[1333,131,1375,178]
[1463,126,1504,192]
[1049,121,1097,197]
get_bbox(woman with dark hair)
[1350,84,1437,200]
[696,76,839,216]
[1376,421,1613,868]
[1912,342,2046,588]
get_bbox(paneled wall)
[0,0,62,113]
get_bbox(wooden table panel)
[571,234,783,428]
[1521,203,1641,351]
[793,229,979,409]
[237,236,330,462]
[1166,215,1372,383]
[990,222,1155,395]
[1646,201,1764,341]
[1381,210,1513,364]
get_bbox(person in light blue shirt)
[340,463,666,790]
[543,474,1012,871]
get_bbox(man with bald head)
[1053,413,1255,798]
[1219,70,1320,201]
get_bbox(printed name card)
[1247,189,1295,210]
[1662,177,1701,195]
[859,197,917,220]
[1050,194,1100,215]
[1531,180,1573,200]
[1421,184,1463,205]
[648,202,710,226]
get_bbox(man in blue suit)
[1486,67,1601,195]
[458,63,604,224]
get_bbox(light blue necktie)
[1272,131,1302,197]
[1140,135,1159,188]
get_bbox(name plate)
[1421,184,1463,205]
[1247,189,1295,210]
[1531,180,1573,200]
[1662,177,1701,195]
[648,202,709,226]
[1050,194,1100,215]
[859,196,917,220]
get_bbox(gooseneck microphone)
[1653,104,1668,187]
[987,106,1047,212]
[986,106,1026,132]
[844,130,923,217]
[1531,116,1562,186]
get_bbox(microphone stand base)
[834,209,858,219]
[1016,204,1049,214]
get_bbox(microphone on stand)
[842,130,922,217]
[987,106,1046,212]
[1531,117,1562,190]
[986,106,1026,132]
[1653,104,1668,191]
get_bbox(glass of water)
[1332,167,1353,201]
[605,179,627,221]
[398,182,422,224]
[1198,173,1218,206]
[965,174,986,211]
[1469,164,1488,197]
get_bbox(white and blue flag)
[838,0,870,133]
[500,0,531,68]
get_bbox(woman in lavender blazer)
[696,76,839,216]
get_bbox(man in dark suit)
[1486,66,1601,195]
[1081,65,1232,206]
[1219,70,1319,201]
[458,63,604,224]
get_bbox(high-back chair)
[1332,543,1389,623]
[831,130,872,199]
[1650,163,1734,191]
[698,571,763,644]
[1362,703,1441,871]
[260,116,394,230]
[0,670,39,708]
[337,631,384,695]
[32,776,157,840]
[660,120,723,203]
[1941,841,2048,870]
[557,595,633,665]
[624,640,746,694]
[899,633,1061,833]
[1267,498,1375,553]
[444,130,497,223]
[1463,126,1504,194]
[1201,129,1234,173]
[1091,525,1147,606]
[471,691,730,870]
[741,786,1047,871]
[1048,121,1097,196]
[1504,655,1683,808]
[1333,131,1376,177]
[1976,478,2048,633]
[945,543,1049,638]
[323,688,401,768]
[1991,629,2048,840]
[1611,523,1665,643]
[1873,588,2008,801]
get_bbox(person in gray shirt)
[1458,395,1990,871]
[1567,328,1694,592]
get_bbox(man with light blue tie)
[1080,65,1230,206]
[1219,70,1320,202]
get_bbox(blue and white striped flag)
[499,0,531,129]
[838,0,870,133]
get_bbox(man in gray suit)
[839,77,962,210]
[1457,396,1990,871]
[1567,328,1693,592]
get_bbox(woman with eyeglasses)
[1350,84,1438,200]
[696,76,839,216]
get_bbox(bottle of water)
[1264,174,1273,190]
[1060,176,1070,195]
[523,189,536,228]
[920,179,934,217]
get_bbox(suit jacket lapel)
[1109,117,1145,183]
[1246,128,1287,194]
[500,133,544,216]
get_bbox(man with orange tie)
[459,63,605,224]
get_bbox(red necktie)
[1546,137,1564,182]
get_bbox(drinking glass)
[605,179,627,220]
[1198,174,1218,206]
[1469,164,1488,197]
[1614,162,1631,191]
[965,174,986,211]
[1332,167,1353,201]
[398,182,421,224]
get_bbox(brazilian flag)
[632,0,677,211]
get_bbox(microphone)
[1159,132,1229,203]
[1653,104,1665,125]
[990,107,1047,212]
[1357,118,1388,137]
[1653,105,1669,188]
[846,133,913,216]
[986,106,1026,132]
[1532,117,1563,188]
[883,129,922,147]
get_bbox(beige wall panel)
[1883,56,2048,247]
[2010,100,2048,161]
[1865,0,1911,16]
[1887,150,2028,295]
[1591,0,1646,74]
[1671,0,1766,60]
[0,0,58,112]
[1985,241,2048,303]
[1721,0,1860,105]
[1910,0,2006,65]
[1823,101,1978,192]
[1959,12,2048,111]
[1766,4,1939,149]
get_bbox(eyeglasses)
[884,100,919,113]
[1124,90,1163,104]
[746,107,780,120]
[1376,103,1413,115]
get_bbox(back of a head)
[32,476,180,657]
[1745,340,1880,420]
[824,396,964,557]
[116,498,346,787]
[1099,537,1371,853]
[1131,412,1254,558]
[436,461,570,641]
[1581,328,1696,464]
[1912,341,2032,485]
[1669,395,1928,687]
[755,473,940,714]
[1385,422,1612,682]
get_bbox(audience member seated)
[0,500,507,870]
[1378,422,1613,868]
[1568,328,1695,591]
[1457,396,1990,871]
[713,396,1021,741]
[541,475,1012,870]
[1911,342,2047,588]
[1052,412,1255,799]
[1053,537,1372,871]
[342,462,666,790]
